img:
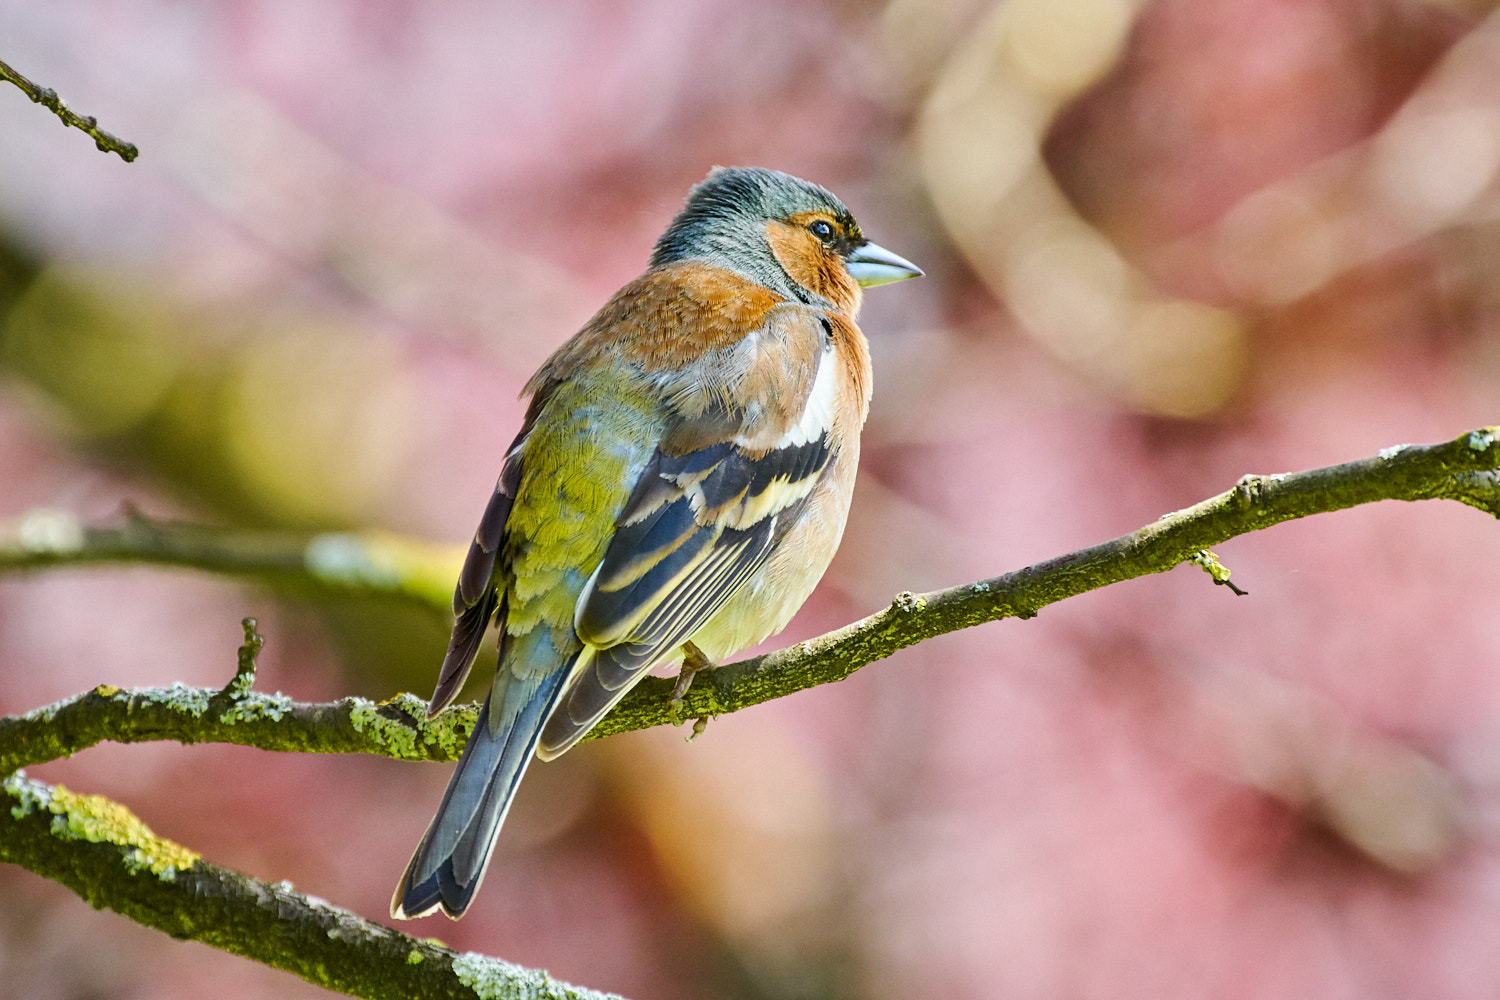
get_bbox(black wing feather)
[538,520,777,757]
[429,431,525,716]
[540,427,832,757]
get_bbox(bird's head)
[650,166,922,314]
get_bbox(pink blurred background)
[2,1,1500,998]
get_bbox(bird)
[392,166,921,921]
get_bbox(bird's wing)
[425,424,528,716]
[537,303,842,757]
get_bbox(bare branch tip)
[1189,549,1248,596]
[0,56,139,163]
[222,618,264,699]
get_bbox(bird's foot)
[670,641,716,706]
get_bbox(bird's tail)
[391,663,571,920]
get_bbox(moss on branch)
[0,620,475,774]
[0,772,621,1000]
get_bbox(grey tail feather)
[392,668,567,920]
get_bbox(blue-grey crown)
[650,167,855,268]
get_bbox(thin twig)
[0,56,139,162]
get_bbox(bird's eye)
[808,220,835,242]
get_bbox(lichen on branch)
[0,772,620,1000]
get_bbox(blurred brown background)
[2,1,1500,998]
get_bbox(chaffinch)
[392,166,921,920]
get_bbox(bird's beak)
[844,242,923,288]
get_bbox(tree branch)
[0,55,139,162]
[593,426,1500,735]
[3,428,1496,767]
[1,427,1496,999]
[0,771,621,1000]
[0,507,456,611]
[0,621,476,775]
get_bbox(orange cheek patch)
[765,221,860,314]
[765,221,822,287]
